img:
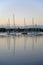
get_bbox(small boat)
[28,32,43,36]
[8,32,16,36]
[16,33,21,36]
[0,32,8,36]
[22,32,27,35]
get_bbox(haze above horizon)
[0,0,43,25]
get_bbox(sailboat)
[22,18,27,35]
[0,18,10,36]
[28,18,38,36]
[28,18,42,36]
[9,14,16,36]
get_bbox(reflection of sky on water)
[0,36,43,65]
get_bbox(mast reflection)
[32,36,37,50]
[12,36,16,56]
[7,36,10,51]
[32,36,34,50]
[24,35,27,51]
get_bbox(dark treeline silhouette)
[0,28,43,32]
[0,28,6,32]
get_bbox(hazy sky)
[0,0,43,25]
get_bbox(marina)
[0,0,43,65]
[0,25,43,36]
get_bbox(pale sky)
[0,0,43,25]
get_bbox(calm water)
[0,35,43,65]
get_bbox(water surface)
[0,35,43,65]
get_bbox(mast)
[8,18,10,28]
[32,18,34,33]
[32,18,34,27]
[7,18,10,34]
[24,18,26,26]
[13,14,15,26]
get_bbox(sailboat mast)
[32,18,34,27]
[7,18,10,34]
[13,14,15,26]
[8,18,10,27]
[24,18,26,26]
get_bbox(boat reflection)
[6,35,38,55]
